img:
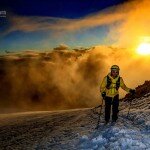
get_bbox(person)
[100,65,135,124]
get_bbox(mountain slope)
[0,109,95,150]
[0,83,150,149]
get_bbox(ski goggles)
[111,70,119,74]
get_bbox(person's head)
[110,65,120,78]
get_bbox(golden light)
[137,43,150,55]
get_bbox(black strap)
[106,75,111,89]
[116,77,120,90]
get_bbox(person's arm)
[120,77,130,92]
[100,76,107,93]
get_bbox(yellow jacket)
[100,73,130,97]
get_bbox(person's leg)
[112,94,119,122]
[105,96,112,123]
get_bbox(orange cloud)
[3,2,132,35]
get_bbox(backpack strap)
[106,75,111,89]
[116,77,120,90]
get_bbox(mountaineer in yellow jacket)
[100,65,135,124]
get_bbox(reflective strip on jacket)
[100,73,130,97]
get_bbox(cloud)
[1,0,149,50]
[0,46,107,113]
[53,44,69,50]
[0,45,149,113]
[2,2,132,36]
[2,0,149,50]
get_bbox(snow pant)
[104,94,119,122]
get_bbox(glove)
[101,92,106,99]
[129,89,135,95]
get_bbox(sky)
[0,0,150,112]
[0,0,129,52]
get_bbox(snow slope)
[77,93,150,150]
[0,94,150,150]
[0,109,95,150]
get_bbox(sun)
[137,43,150,55]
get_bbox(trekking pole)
[95,98,104,129]
[92,104,101,115]
[127,93,135,118]
[127,99,132,118]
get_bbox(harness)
[106,75,120,90]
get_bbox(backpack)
[106,75,120,90]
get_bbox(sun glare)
[137,43,150,55]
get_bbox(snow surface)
[0,94,150,150]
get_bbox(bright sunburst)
[137,43,150,55]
